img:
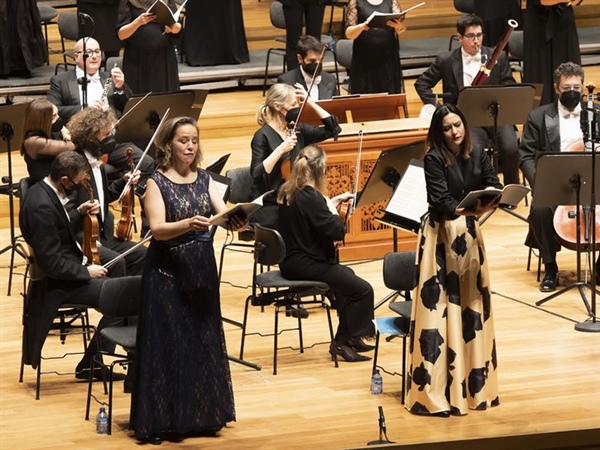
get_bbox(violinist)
[250,83,341,230]
[519,62,600,292]
[414,14,521,187]
[68,107,147,276]
[19,151,140,382]
[277,144,375,362]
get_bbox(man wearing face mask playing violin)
[277,36,339,101]
[67,107,147,277]
[520,62,600,292]
[47,37,155,186]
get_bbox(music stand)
[114,90,196,144]
[458,84,535,223]
[532,154,600,317]
[205,153,230,175]
[0,102,29,295]
[356,141,427,209]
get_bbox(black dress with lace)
[130,169,235,440]
[349,0,402,95]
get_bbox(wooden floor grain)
[1,14,600,449]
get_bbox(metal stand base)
[535,282,596,315]
[574,320,600,332]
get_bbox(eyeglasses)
[462,32,484,41]
[75,49,102,57]
[559,84,582,92]
[66,176,82,187]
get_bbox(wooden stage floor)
[1,84,600,449]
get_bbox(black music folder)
[377,159,428,233]
[148,0,186,28]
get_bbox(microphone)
[78,12,93,25]
[378,406,386,434]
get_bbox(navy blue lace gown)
[130,169,235,440]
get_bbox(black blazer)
[47,69,133,123]
[19,181,93,367]
[519,102,561,188]
[414,46,515,106]
[277,68,339,100]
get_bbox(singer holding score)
[405,104,501,417]
[414,14,520,187]
[344,0,407,95]
[117,0,181,94]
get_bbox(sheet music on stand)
[377,159,428,233]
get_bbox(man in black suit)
[47,37,154,181]
[68,107,146,276]
[519,62,598,291]
[278,36,339,101]
[19,151,140,379]
[415,14,520,187]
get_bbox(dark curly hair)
[68,108,116,151]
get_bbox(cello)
[552,83,600,251]
[80,174,101,265]
[116,147,135,241]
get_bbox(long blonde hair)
[277,145,327,205]
[256,83,295,126]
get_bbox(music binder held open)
[377,159,428,233]
[148,0,187,28]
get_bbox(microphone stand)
[367,406,394,445]
[77,14,96,108]
[575,85,600,332]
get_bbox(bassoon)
[472,19,518,86]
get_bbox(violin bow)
[348,130,363,212]
[289,45,327,136]
[118,107,171,203]
[112,91,152,132]
[103,231,152,269]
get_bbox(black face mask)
[285,107,301,125]
[62,180,79,197]
[302,62,321,77]
[559,90,581,111]
[51,117,64,134]
[91,135,116,157]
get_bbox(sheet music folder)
[376,159,428,233]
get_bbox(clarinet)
[100,63,117,109]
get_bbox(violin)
[552,83,599,251]
[280,47,327,181]
[335,130,363,248]
[80,174,101,265]
[116,147,135,241]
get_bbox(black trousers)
[471,125,520,185]
[282,0,325,70]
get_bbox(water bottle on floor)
[96,407,108,434]
[371,369,383,395]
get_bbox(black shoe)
[138,436,163,445]
[347,337,375,352]
[75,367,126,382]
[499,203,515,210]
[285,304,309,319]
[540,270,558,292]
[329,342,371,362]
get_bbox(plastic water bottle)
[96,407,108,434]
[371,369,383,395]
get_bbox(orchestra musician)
[250,83,341,230]
[277,144,375,362]
[130,117,244,444]
[46,37,155,185]
[414,13,521,188]
[21,99,76,184]
[519,62,600,292]
[277,36,339,100]
[19,151,140,381]
[405,104,501,417]
[67,107,147,276]
[251,83,341,319]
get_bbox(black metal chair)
[239,224,339,374]
[55,11,79,74]
[37,4,59,65]
[85,276,142,435]
[372,251,416,404]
